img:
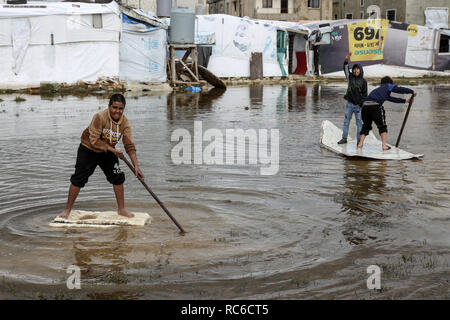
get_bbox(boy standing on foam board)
[357,76,416,151]
[337,52,367,145]
[59,94,144,219]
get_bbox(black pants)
[360,104,387,136]
[70,144,125,188]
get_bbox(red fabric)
[294,52,307,75]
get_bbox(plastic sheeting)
[425,7,449,29]
[323,64,450,78]
[196,14,288,78]
[119,17,167,83]
[0,1,121,18]
[11,18,31,75]
[405,25,435,69]
[0,14,121,46]
[0,2,121,88]
[0,42,119,88]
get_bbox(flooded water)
[0,84,449,299]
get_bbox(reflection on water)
[0,84,449,299]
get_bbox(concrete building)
[121,0,208,14]
[333,0,449,26]
[208,0,332,21]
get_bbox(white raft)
[49,210,151,228]
[320,120,423,160]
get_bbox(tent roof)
[118,2,168,29]
[0,1,120,18]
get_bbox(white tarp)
[196,14,288,78]
[11,18,31,75]
[120,16,167,83]
[425,7,449,29]
[405,25,435,69]
[0,2,121,88]
[0,42,119,88]
[323,64,450,78]
[0,1,121,18]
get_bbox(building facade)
[333,0,449,26]
[208,0,332,21]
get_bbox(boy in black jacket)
[337,52,368,145]
[357,76,416,151]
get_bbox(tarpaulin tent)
[0,1,121,88]
[195,14,289,78]
[119,12,167,83]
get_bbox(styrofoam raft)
[320,120,423,160]
[49,210,151,228]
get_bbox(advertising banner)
[347,19,389,62]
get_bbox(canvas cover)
[196,14,288,78]
[119,14,167,83]
[425,7,449,29]
[0,2,121,88]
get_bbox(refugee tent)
[0,1,121,88]
[254,19,311,76]
[119,10,168,83]
[318,18,450,76]
[195,14,289,78]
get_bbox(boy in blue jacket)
[357,76,416,151]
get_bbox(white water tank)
[157,0,172,17]
[170,7,195,44]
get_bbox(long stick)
[395,94,414,148]
[120,156,186,234]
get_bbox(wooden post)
[168,44,200,87]
[170,45,176,86]
[250,52,263,80]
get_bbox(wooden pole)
[395,94,414,148]
[120,155,186,234]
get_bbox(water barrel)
[170,7,195,44]
[157,0,172,17]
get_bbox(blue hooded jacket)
[364,84,414,105]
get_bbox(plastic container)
[170,7,195,44]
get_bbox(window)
[281,0,288,13]
[346,13,353,19]
[360,0,364,7]
[226,2,229,13]
[93,14,102,29]
[262,0,272,8]
[308,0,320,9]
[360,11,364,19]
[439,34,450,53]
[387,9,396,21]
